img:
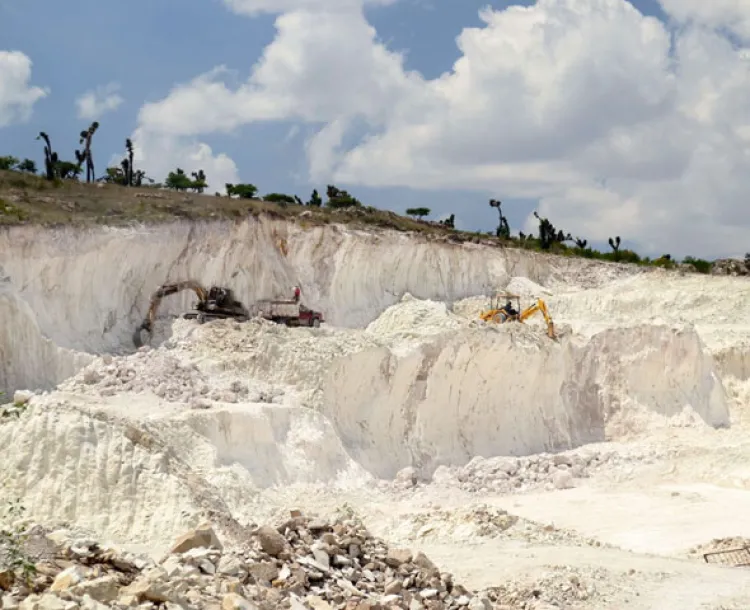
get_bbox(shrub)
[682,256,712,274]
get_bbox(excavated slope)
[0,217,638,395]
[0,217,742,550]
[0,293,731,548]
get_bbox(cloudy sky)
[2,0,750,259]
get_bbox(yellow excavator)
[479,293,557,340]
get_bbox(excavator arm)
[133,280,208,347]
[519,298,557,340]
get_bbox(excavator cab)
[480,293,557,340]
[480,293,521,324]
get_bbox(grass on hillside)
[0,169,715,272]
[0,169,451,234]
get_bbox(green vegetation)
[406,207,431,220]
[0,492,37,586]
[226,183,258,199]
[0,121,726,273]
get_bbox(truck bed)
[252,300,301,319]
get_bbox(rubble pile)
[482,566,606,610]
[387,505,607,549]
[687,537,750,559]
[57,348,209,403]
[403,447,668,495]
[54,346,288,408]
[1,512,496,610]
[710,258,748,276]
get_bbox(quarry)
[2,210,750,609]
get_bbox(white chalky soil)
[2,220,750,608]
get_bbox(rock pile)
[482,566,605,609]
[54,347,286,408]
[394,447,665,495]
[58,349,209,403]
[1,512,493,610]
[711,258,749,276]
[386,505,607,549]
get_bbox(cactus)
[575,238,588,249]
[125,139,134,186]
[608,236,621,260]
[489,199,510,239]
[36,132,57,180]
[77,122,99,183]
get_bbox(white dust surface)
[5,219,750,607]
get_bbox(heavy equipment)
[249,287,325,328]
[133,280,250,347]
[132,281,325,348]
[479,293,557,340]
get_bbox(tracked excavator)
[132,280,250,348]
[479,293,557,340]
[132,281,325,348]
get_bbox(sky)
[2,0,750,259]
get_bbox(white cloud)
[133,0,750,258]
[658,0,750,41]
[0,50,48,128]
[129,128,240,194]
[75,82,123,120]
[223,0,397,17]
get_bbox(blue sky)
[1,0,749,259]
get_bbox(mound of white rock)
[58,348,208,403]
[388,447,669,496]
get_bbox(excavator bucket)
[132,322,151,349]
[547,322,557,340]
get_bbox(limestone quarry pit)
[3,217,750,609]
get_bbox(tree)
[226,183,258,199]
[190,170,207,193]
[307,189,323,207]
[489,199,510,239]
[326,184,361,208]
[36,132,57,180]
[56,161,81,179]
[16,159,36,174]
[608,236,621,260]
[533,212,570,250]
[406,207,431,220]
[125,138,134,186]
[439,213,455,229]
[165,168,193,191]
[77,121,99,183]
[102,166,126,184]
[263,193,296,205]
[132,170,149,187]
[0,156,19,170]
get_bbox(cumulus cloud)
[658,0,750,41]
[129,128,240,194]
[0,50,48,127]
[133,0,750,257]
[75,82,123,120]
[223,0,397,16]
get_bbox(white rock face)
[0,217,738,552]
[0,217,636,395]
